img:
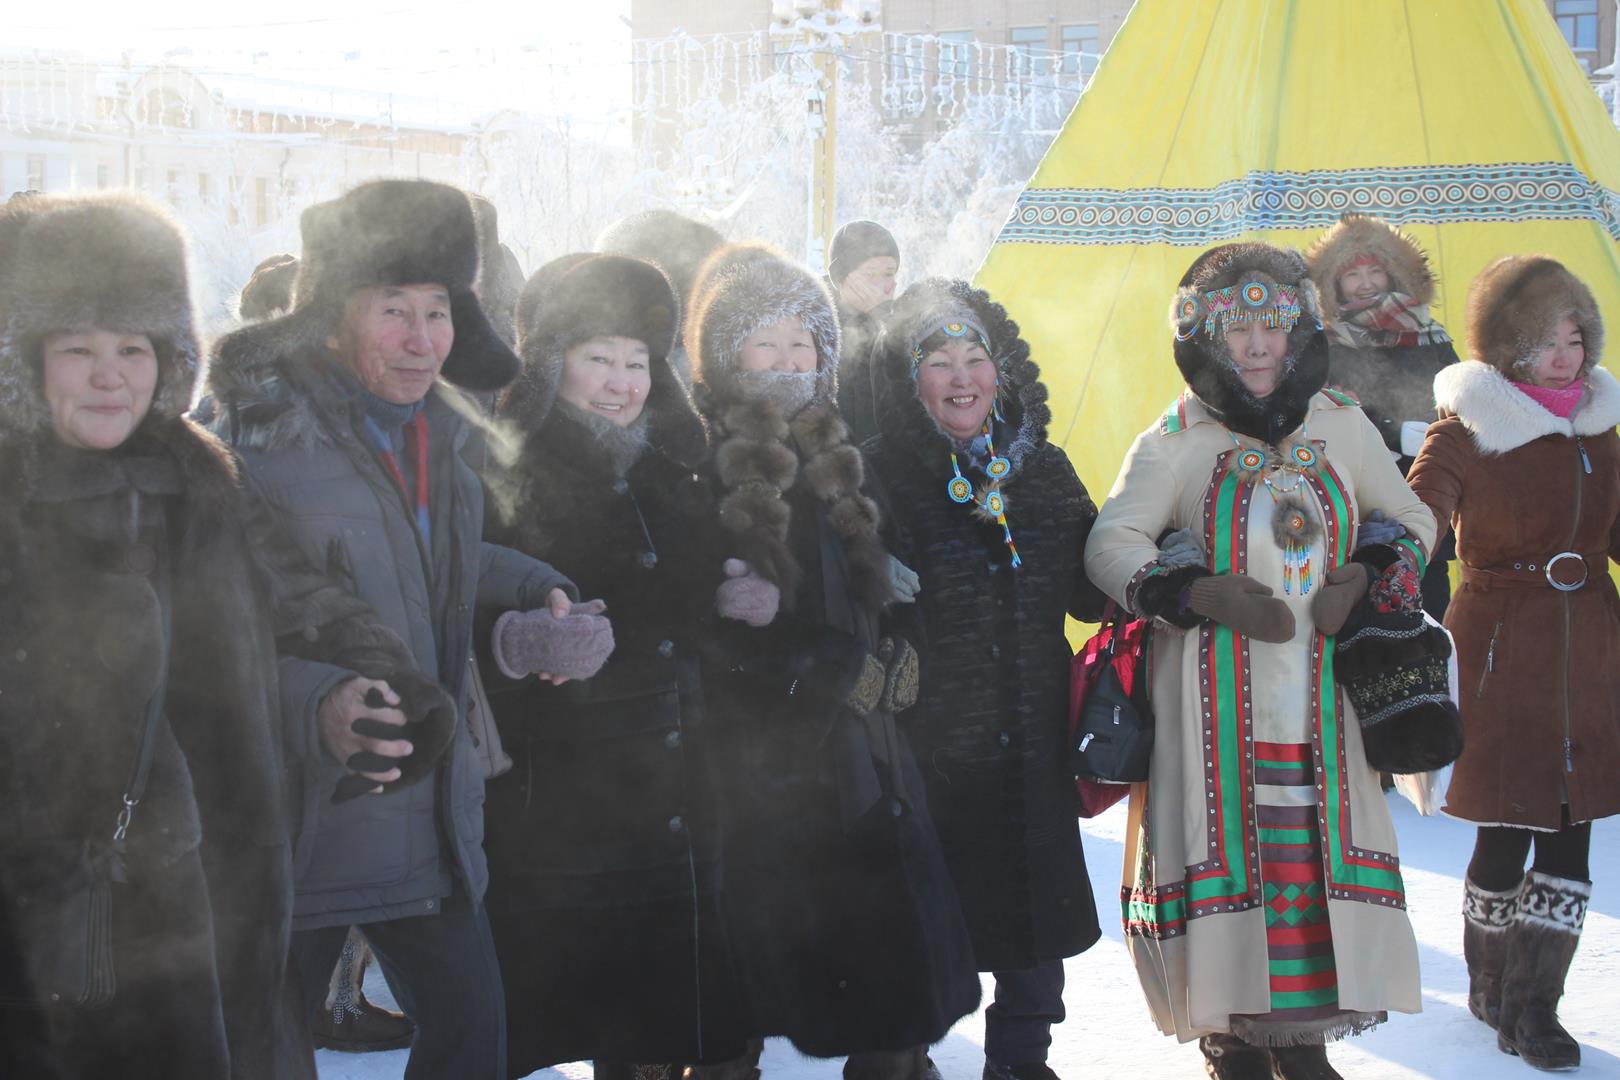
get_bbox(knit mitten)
[716,558,780,627]
[491,604,615,681]
[1186,574,1296,643]
[1311,563,1371,635]
[845,654,887,716]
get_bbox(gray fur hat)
[0,192,201,443]
[597,209,725,308]
[685,243,841,405]
[212,179,519,391]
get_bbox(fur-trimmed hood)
[686,243,841,409]
[1433,359,1620,455]
[0,193,201,446]
[1306,213,1436,321]
[1466,255,1604,379]
[211,179,519,394]
[1169,242,1328,445]
[873,278,1050,471]
[504,252,704,469]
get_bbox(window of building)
[1555,0,1599,51]
[937,30,975,80]
[1061,23,1101,75]
[26,155,46,191]
[255,177,271,227]
[1009,26,1051,78]
[228,176,241,226]
[166,168,181,201]
[96,163,110,189]
[197,172,210,201]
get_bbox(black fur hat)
[1169,242,1328,444]
[239,253,298,322]
[213,179,519,392]
[0,192,201,444]
[685,242,841,407]
[597,209,725,309]
[505,252,701,464]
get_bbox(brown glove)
[1186,574,1296,643]
[1311,563,1372,636]
[877,636,920,714]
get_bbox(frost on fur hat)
[597,209,725,308]
[0,192,201,442]
[1466,255,1603,379]
[1306,213,1437,321]
[212,179,520,391]
[685,243,841,405]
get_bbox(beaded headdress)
[1172,272,1304,341]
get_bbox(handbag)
[1069,600,1154,810]
[10,587,171,1008]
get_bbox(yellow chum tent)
[975,0,1620,500]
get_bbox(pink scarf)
[1512,378,1586,419]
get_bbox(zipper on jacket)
[1476,620,1502,697]
[1577,437,1592,475]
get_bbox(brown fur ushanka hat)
[1466,255,1603,378]
[0,192,201,442]
[1306,213,1437,321]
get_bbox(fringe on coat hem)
[1227,1010,1386,1047]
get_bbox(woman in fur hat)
[1307,213,1460,617]
[1085,243,1437,1080]
[861,279,1103,1080]
[1406,256,1620,1073]
[684,243,980,1080]
[0,194,425,1078]
[479,252,771,1080]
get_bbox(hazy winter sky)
[12,0,633,120]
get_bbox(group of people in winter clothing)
[0,173,1612,1080]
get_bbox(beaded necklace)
[947,411,1021,569]
[1228,428,1320,595]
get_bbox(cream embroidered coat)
[1084,389,1437,1043]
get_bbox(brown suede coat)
[1407,361,1620,829]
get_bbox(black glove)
[332,669,458,804]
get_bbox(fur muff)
[0,193,201,442]
[686,243,843,406]
[1466,255,1604,379]
[596,209,725,308]
[1169,242,1329,444]
[1306,213,1436,321]
[504,253,702,463]
[211,179,519,393]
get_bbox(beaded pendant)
[946,417,1022,569]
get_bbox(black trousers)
[1467,807,1593,891]
[290,890,506,1080]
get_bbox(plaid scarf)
[1328,291,1452,350]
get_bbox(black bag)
[10,589,170,1008]
[1071,604,1155,784]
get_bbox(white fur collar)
[1433,361,1620,455]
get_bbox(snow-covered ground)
[318,796,1618,1080]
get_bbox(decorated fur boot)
[1463,875,1520,1029]
[1497,871,1590,1071]
[1199,1034,1273,1080]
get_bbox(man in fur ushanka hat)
[205,178,608,1080]
[682,243,981,1078]
[1308,213,1460,616]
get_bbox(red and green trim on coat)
[1122,443,1408,945]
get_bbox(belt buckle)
[1545,551,1588,592]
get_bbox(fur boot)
[1199,1034,1273,1080]
[843,1045,940,1080]
[688,1038,763,1080]
[1463,875,1520,1028]
[1497,871,1590,1071]
[1268,1044,1343,1080]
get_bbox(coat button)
[613,479,630,495]
[989,644,1002,660]
[123,544,157,576]
[668,815,685,834]
[640,552,658,570]
[658,640,675,658]
[890,799,903,818]
[998,732,1010,748]
[665,730,682,750]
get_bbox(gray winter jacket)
[207,349,573,929]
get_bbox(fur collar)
[708,395,895,612]
[1434,361,1620,455]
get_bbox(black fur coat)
[863,278,1104,971]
